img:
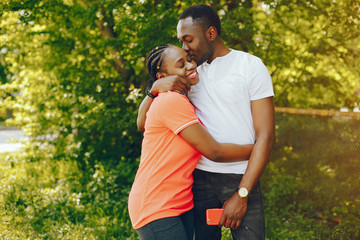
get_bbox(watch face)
[239,187,248,197]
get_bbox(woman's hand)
[180,123,254,162]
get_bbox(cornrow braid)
[145,44,171,98]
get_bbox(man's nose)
[182,42,189,51]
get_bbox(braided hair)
[145,44,171,97]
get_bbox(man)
[137,4,275,240]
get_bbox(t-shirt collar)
[205,49,233,66]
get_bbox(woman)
[128,44,253,240]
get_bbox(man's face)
[177,17,213,66]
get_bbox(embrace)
[128,4,275,240]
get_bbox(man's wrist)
[236,186,250,198]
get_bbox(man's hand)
[151,75,191,96]
[218,193,247,230]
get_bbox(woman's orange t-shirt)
[128,91,201,229]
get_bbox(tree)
[1,0,359,238]
[1,0,359,176]
[251,0,360,108]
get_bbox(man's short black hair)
[179,4,221,36]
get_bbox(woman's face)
[157,46,199,85]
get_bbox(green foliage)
[0,0,359,169]
[261,113,360,239]
[0,0,146,174]
[0,150,138,239]
[0,107,6,122]
[0,0,359,239]
[2,114,359,239]
[253,0,360,109]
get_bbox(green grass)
[2,148,358,240]
[1,113,360,239]
[0,146,235,239]
[0,150,136,239]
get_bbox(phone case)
[206,208,224,225]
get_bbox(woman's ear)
[156,72,168,79]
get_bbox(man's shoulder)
[230,49,262,62]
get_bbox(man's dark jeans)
[192,169,265,240]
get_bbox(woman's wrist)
[147,91,157,99]
[146,86,158,99]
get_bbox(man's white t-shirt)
[188,49,274,174]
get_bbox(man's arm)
[136,76,191,131]
[219,96,275,229]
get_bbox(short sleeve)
[249,57,274,101]
[156,92,199,134]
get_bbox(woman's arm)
[180,123,253,162]
[137,96,153,131]
[136,75,191,131]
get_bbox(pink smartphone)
[206,208,224,225]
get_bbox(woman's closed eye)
[187,55,192,62]
[177,60,185,68]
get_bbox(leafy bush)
[1,1,359,239]
[0,149,138,239]
[261,113,360,240]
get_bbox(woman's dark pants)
[136,209,194,240]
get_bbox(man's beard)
[196,45,213,66]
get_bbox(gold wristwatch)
[237,187,249,198]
